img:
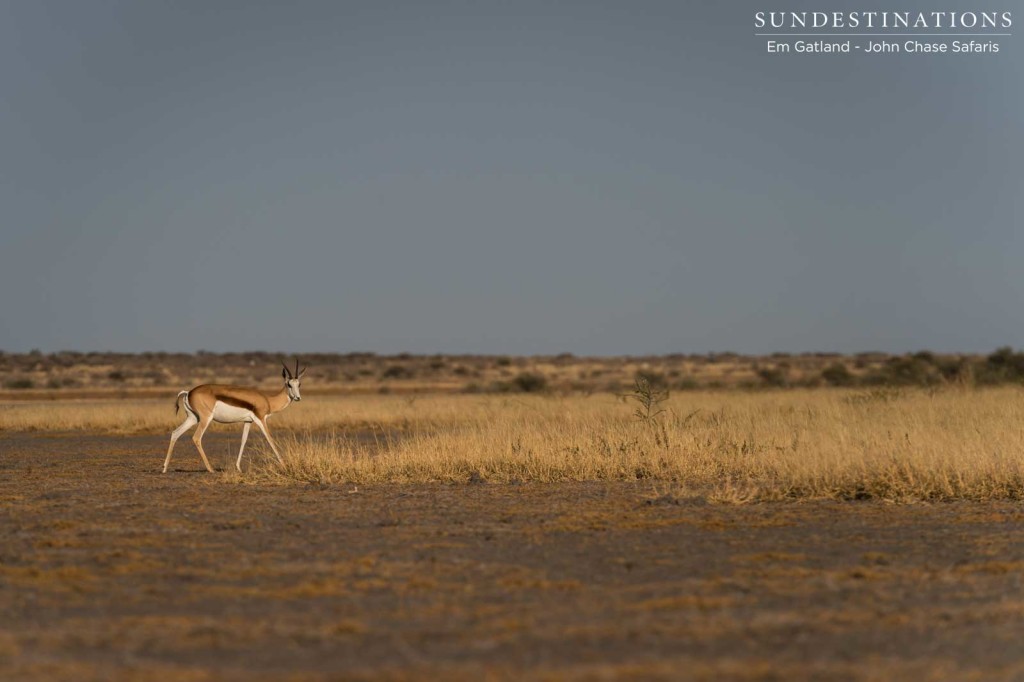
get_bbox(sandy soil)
[1,432,1022,681]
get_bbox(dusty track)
[1,433,1022,680]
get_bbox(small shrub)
[511,373,547,393]
[626,376,669,423]
[821,362,855,387]
[866,356,940,387]
[935,356,970,384]
[381,365,414,380]
[144,370,168,386]
[676,377,700,391]
[757,367,788,388]
[5,378,34,390]
[977,347,1024,384]
[634,370,667,388]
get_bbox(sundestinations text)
[755,11,1011,29]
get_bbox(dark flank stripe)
[217,395,258,413]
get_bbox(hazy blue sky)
[1,1,1021,355]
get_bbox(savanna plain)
[2,352,1024,680]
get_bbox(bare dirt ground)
[1,433,1023,681]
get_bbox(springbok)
[163,359,305,473]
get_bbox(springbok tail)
[174,390,190,416]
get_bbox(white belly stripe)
[212,401,256,424]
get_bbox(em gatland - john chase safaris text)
[755,10,1011,54]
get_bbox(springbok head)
[281,358,306,401]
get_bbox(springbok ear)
[282,367,289,380]
[298,367,307,379]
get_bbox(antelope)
[163,359,306,473]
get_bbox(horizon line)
[0,349,1015,358]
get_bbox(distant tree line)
[811,348,1024,389]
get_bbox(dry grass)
[0,399,177,434]
[0,394,481,434]
[6,388,1024,502]
[251,388,1024,502]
